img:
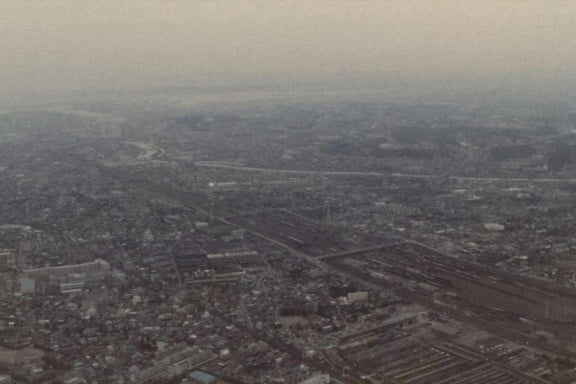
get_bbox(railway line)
[97,164,576,370]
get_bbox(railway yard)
[119,171,576,384]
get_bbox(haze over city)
[4,2,576,384]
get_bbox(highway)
[195,161,576,184]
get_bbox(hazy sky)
[1,0,575,98]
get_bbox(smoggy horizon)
[2,0,576,101]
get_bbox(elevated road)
[318,241,405,261]
[195,161,576,184]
